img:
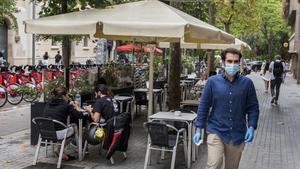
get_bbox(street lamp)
[32,0,36,65]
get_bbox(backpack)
[273,61,283,78]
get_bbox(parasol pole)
[148,44,155,119]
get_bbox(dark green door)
[0,22,8,61]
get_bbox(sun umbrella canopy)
[143,47,163,54]
[25,0,234,44]
[159,38,251,50]
[116,44,163,54]
[200,38,251,50]
[116,44,142,53]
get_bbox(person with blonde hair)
[260,61,271,93]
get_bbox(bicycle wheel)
[0,85,7,107]
[23,82,38,102]
[7,83,23,105]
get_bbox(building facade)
[0,0,99,66]
[283,0,300,84]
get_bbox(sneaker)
[271,97,276,104]
[274,100,278,105]
[70,139,77,148]
[84,146,89,155]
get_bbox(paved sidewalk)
[0,73,300,169]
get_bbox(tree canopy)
[0,0,17,24]
[32,0,290,60]
[171,0,290,60]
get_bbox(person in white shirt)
[260,62,271,93]
[268,55,285,105]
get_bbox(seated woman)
[85,84,118,123]
[43,86,82,161]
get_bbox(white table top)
[149,111,197,122]
[134,88,163,93]
[114,95,133,101]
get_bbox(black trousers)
[270,78,282,101]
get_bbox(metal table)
[181,80,194,100]
[149,111,197,168]
[78,111,89,161]
[134,88,163,114]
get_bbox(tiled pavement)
[0,73,300,169]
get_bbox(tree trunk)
[206,50,214,76]
[224,23,230,33]
[61,0,71,89]
[167,43,181,110]
[63,37,71,89]
[295,11,300,84]
[208,2,216,25]
[208,2,216,76]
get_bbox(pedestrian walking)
[260,61,271,93]
[55,51,62,65]
[269,55,285,105]
[193,48,259,169]
[42,52,49,66]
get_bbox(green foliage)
[182,55,194,74]
[172,2,209,22]
[240,0,290,60]
[214,0,260,34]
[0,0,17,24]
[43,76,65,101]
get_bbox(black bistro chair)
[133,91,148,114]
[143,121,187,169]
[32,117,77,169]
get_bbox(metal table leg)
[192,124,196,162]
[78,118,83,161]
[119,100,124,113]
[187,122,192,168]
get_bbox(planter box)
[31,102,46,145]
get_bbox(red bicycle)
[0,66,23,105]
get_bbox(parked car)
[249,61,263,72]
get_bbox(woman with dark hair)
[85,84,118,123]
[260,61,271,93]
[43,86,81,161]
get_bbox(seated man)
[85,84,118,123]
[43,86,82,161]
[85,84,131,159]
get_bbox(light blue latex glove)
[193,131,202,145]
[244,127,254,143]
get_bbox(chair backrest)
[154,80,166,89]
[32,117,67,141]
[134,91,148,105]
[145,122,170,147]
[115,94,134,113]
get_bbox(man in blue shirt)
[193,48,259,169]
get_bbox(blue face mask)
[225,64,240,76]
